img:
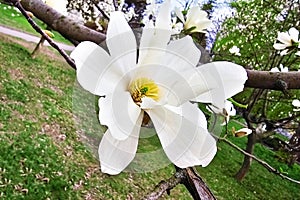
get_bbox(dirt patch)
[8,68,25,80]
[41,123,66,142]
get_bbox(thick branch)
[143,167,216,200]
[220,137,300,184]
[143,170,182,200]
[245,70,300,90]
[20,0,106,44]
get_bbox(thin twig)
[11,0,76,70]
[91,0,110,20]
[220,137,300,184]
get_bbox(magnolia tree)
[6,0,300,198]
[213,0,300,181]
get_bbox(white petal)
[192,62,248,109]
[162,36,201,72]
[186,7,207,25]
[133,65,212,106]
[292,99,300,107]
[277,32,292,46]
[99,90,142,140]
[99,112,143,175]
[106,11,137,74]
[155,0,171,30]
[138,0,172,67]
[270,67,280,72]
[175,7,185,23]
[71,41,115,96]
[289,27,299,43]
[225,100,236,116]
[192,19,212,33]
[138,28,172,67]
[279,64,289,72]
[147,104,216,168]
[280,49,289,56]
[185,7,210,32]
[234,127,252,137]
[273,43,288,50]
[165,102,207,129]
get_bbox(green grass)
[0,33,299,199]
[0,1,71,44]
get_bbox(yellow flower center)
[129,77,160,104]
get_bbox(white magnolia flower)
[171,17,183,34]
[175,6,212,33]
[270,64,289,72]
[209,100,236,125]
[124,7,136,21]
[71,0,247,175]
[234,128,252,137]
[270,64,288,72]
[292,99,300,111]
[273,27,299,50]
[229,46,241,56]
[44,0,68,15]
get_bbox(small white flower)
[234,128,252,137]
[256,123,267,134]
[295,51,300,56]
[71,0,247,175]
[209,100,236,125]
[175,6,212,33]
[142,0,157,24]
[229,46,241,56]
[292,102,300,112]
[273,27,299,50]
[270,64,288,72]
[171,17,183,34]
[124,7,136,21]
[292,99,300,107]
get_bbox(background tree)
[213,0,300,181]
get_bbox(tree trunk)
[235,133,256,181]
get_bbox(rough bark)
[235,133,256,181]
[245,70,300,90]
[143,167,216,200]
[20,0,106,44]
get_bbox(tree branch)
[245,70,300,90]
[142,170,183,200]
[143,167,216,200]
[220,137,300,184]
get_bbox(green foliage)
[213,0,300,124]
